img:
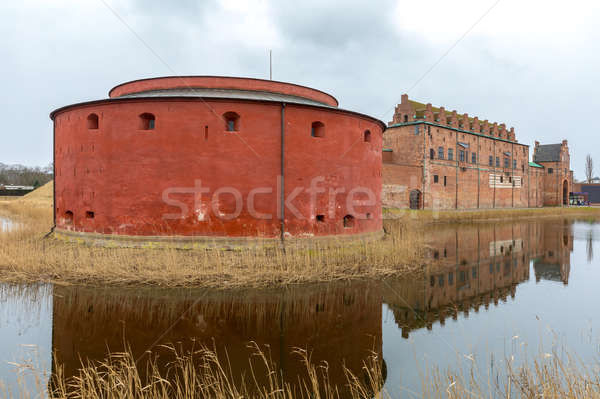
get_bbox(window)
[548,168,553,174]
[364,130,371,142]
[434,175,439,183]
[444,176,447,186]
[414,125,420,135]
[316,214,325,223]
[86,211,95,219]
[448,271,454,285]
[470,152,476,164]
[513,159,517,169]
[64,210,73,225]
[459,150,465,162]
[489,155,493,166]
[311,121,324,138]
[343,214,355,228]
[448,148,454,161]
[504,158,509,168]
[438,147,444,159]
[522,163,525,172]
[508,177,512,183]
[224,112,240,132]
[87,113,99,130]
[139,113,155,130]
[430,148,435,160]
[403,115,408,123]
[500,176,504,183]
[427,125,431,134]
[496,157,500,167]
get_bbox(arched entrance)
[563,180,568,206]
[409,190,422,210]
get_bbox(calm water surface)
[2,217,600,397]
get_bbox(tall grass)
[45,344,386,399]
[0,197,425,288]
[384,206,600,223]
[7,344,600,398]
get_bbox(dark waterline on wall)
[2,218,600,396]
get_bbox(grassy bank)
[0,184,425,288]
[384,206,600,223]
[2,182,600,288]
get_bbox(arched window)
[139,113,155,130]
[343,214,355,228]
[311,121,325,138]
[364,130,371,143]
[223,112,239,132]
[87,113,99,130]
[430,148,435,160]
[64,210,74,225]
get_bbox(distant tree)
[0,163,53,187]
[585,154,594,183]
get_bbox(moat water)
[2,217,600,397]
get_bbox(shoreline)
[1,184,599,289]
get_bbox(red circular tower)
[50,76,384,245]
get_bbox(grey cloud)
[0,0,598,179]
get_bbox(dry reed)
[7,344,600,398]
[0,187,425,288]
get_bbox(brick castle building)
[50,76,384,244]
[382,94,573,209]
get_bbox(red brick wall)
[382,123,531,210]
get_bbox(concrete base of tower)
[53,229,384,250]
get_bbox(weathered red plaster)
[51,77,383,239]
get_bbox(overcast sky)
[2,0,599,179]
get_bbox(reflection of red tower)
[51,77,384,244]
[51,282,383,396]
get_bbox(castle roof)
[534,144,562,163]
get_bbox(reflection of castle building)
[383,219,573,337]
[382,95,573,209]
[533,219,572,285]
[51,282,383,397]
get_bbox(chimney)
[401,94,409,104]
[425,103,434,121]
[439,107,447,124]
[450,110,458,127]
[473,117,480,132]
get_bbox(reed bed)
[384,206,600,223]
[6,344,600,398]
[0,194,425,288]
